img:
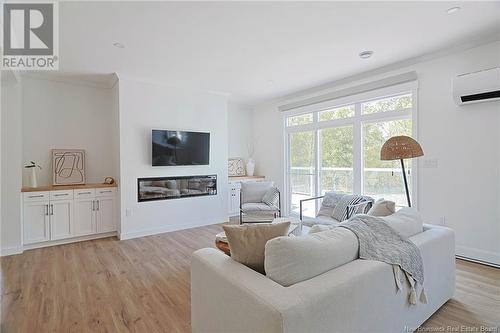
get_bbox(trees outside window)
[285,88,416,216]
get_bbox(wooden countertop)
[21,183,118,192]
[228,176,265,181]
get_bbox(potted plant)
[25,161,42,188]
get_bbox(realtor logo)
[2,2,59,70]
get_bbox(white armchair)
[240,181,281,223]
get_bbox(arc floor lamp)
[380,136,424,207]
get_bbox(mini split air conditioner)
[453,67,500,105]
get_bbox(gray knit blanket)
[339,215,427,305]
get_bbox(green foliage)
[362,94,412,114]
[319,105,354,121]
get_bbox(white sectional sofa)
[191,224,455,333]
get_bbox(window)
[287,113,313,126]
[285,87,416,216]
[363,119,412,206]
[319,104,355,121]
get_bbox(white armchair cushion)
[241,181,274,204]
[241,203,279,212]
[264,228,359,286]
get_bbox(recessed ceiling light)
[113,42,125,49]
[446,6,461,14]
[359,50,373,59]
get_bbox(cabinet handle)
[54,193,67,197]
[79,192,92,195]
[96,200,100,211]
[45,204,49,216]
[100,190,112,193]
[29,195,44,198]
[50,204,54,215]
[92,200,95,211]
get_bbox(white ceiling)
[54,1,500,105]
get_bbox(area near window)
[284,82,417,217]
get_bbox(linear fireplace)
[138,175,217,202]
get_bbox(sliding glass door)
[284,85,416,216]
[288,130,316,217]
[319,126,354,195]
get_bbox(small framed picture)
[228,158,245,177]
[52,149,86,185]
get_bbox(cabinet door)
[24,201,50,244]
[73,199,96,236]
[50,200,73,240]
[96,197,115,233]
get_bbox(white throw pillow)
[367,198,396,217]
[380,207,423,238]
[265,228,359,286]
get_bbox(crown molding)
[20,72,118,89]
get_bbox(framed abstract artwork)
[52,149,86,185]
[228,158,245,177]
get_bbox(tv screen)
[152,130,210,166]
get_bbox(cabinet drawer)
[74,189,95,199]
[50,190,74,201]
[95,187,116,197]
[23,191,49,202]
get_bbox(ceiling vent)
[453,67,500,105]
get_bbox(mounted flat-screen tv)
[152,130,210,166]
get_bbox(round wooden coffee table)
[215,232,230,256]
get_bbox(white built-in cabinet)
[23,186,116,248]
[228,177,266,216]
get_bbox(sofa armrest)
[191,248,301,333]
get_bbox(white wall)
[22,77,117,185]
[228,102,254,160]
[118,78,229,240]
[253,41,500,265]
[1,76,23,255]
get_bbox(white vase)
[246,158,255,177]
[30,168,38,188]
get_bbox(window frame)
[283,81,418,216]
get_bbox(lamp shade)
[380,136,423,161]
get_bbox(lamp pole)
[400,159,411,207]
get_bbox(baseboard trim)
[119,218,226,240]
[22,232,118,251]
[456,255,500,269]
[456,245,500,267]
[0,246,24,257]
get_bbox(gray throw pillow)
[331,195,365,221]
[262,187,279,207]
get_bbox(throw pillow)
[380,207,423,238]
[265,228,359,286]
[222,222,290,274]
[261,187,279,207]
[367,198,396,217]
[331,195,364,222]
[317,192,345,217]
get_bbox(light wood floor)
[1,224,499,332]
